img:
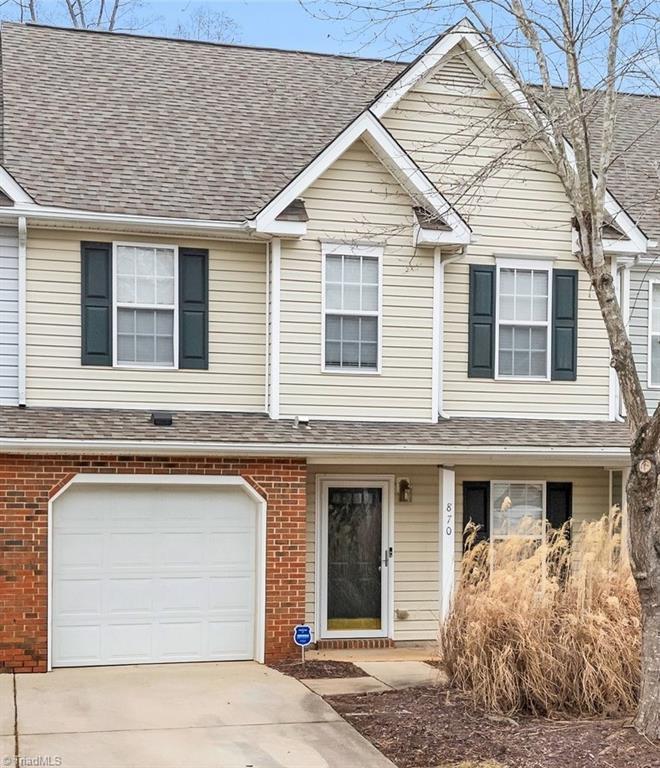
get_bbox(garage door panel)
[209,576,253,610]
[54,625,101,664]
[208,620,253,658]
[105,578,153,614]
[56,579,102,616]
[107,533,154,567]
[52,482,259,667]
[104,623,153,662]
[207,531,256,566]
[160,532,206,566]
[56,533,104,568]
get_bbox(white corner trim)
[269,238,281,419]
[47,473,268,670]
[370,19,648,255]
[17,216,27,406]
[0,166,34,205]
[252,111,470,245]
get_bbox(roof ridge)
[1,20,409,66]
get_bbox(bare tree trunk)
[627,444,660,738]
[582,230,660,739]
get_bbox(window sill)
[494,375,551,382]
[321,366,381,376]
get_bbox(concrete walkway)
[302,660,445,696]
[2,663,395,768]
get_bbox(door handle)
[383,547,393,566]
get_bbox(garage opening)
[50,476,264,668]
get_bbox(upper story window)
[322,244,382,372]
[114,245,178,368]
[649,280,660,388]
[496,262,551,379]
[468,262,578,382]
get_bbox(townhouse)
[0,20,656,672]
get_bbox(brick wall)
[0,453,307,672]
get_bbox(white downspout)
[17,216,27,406]
[269,238,281,419]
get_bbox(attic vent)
[151,411,173,427]
[276,198,309,222]
[414,206,452,232]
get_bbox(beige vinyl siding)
[383,49,611,418]
[306,465,440,642]
[453,466,611,579]
[279,139,434,420]
[26,229,267,409]
[0,226,19,404]
[628,265,660,412]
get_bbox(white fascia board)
[2,203,251,237]
[0,436,630,464]
[0,166,34,204]
[256,219,307,237]
[372,19,648,254]
[252,111,470,245]
[415,224,470,246]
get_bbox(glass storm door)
[320,481,390,638]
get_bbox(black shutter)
[179,248,209,369]
[468,265,495,378]
[463,481,490,546]
[546,482,572,529]
[552,269,578,381]
[81,241,112,366]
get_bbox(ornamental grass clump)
[441,512,640,717]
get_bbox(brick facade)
[0,453,307,672]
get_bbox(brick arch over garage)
[0,454,306,672]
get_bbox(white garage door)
[52,481,259,667]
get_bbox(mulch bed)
[269,659,366,680]
[327,685,660,768]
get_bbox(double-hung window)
[496,261,551,379]
[649,281,660,388]
[323,245,381,371]
[114,244,177,368]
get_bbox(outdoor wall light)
[398,477,413,503]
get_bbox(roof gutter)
[0,436,631,463]
[0,204,258,238]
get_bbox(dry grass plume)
[441,511,640,717]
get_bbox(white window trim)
[648,278,660,389]
[320,243,383,375]
[112,241,180,371]
[490,479,547,540]
[494,258,552,382]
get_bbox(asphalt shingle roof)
[0,406,631,450]
[0,23,401,221]
[1,22,657,240]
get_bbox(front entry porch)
[305,462,625,649]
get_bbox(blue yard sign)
[293,624,313,647]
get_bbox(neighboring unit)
[0,20,656,671]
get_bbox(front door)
[319,479,390,638]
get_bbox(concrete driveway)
[2,662,394,768]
